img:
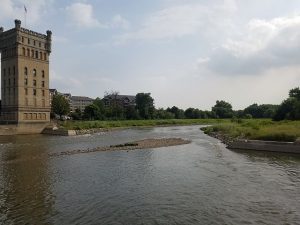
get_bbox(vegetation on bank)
[59,119,229,130]
[52,87,300,122]
[201,119,300,142]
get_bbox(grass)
[202,119,300,142]
[59,118,300,142]
[58,119,230,130]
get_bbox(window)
[33,69,36,76]
[13,78,15,85]
[22,47,25,55]
[40,52,42,59]
[13,66,15,75]
[44,53,47,60]
[34,40,36,46]
[35,51,38,58]
[39,42,41,47]
[42,70,45,78]
[33,89,37,96]
[22,36,24,42]
[42,81,45,87]
[31,49,34,58]
[42,90,45,96]
[3,68,6,76]
[24,67,28,75]
[33,80,36,86]
[24,78,28,85]
[28,38,30,44]
[25,88,28,95]
[27,48,30,56]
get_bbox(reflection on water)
[0,126,299,225]
[0,143,55,224]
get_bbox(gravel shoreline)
[49,138,191,157]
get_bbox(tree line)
[51,87,300,121]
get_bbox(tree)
[273,87,300,121]
[244,104,278,118]
[273,98,299,121]
[103,91,125,119]
[135,93,155,119]
[125,105,139,119]
[71,108,82,120]
[84,104,101,120]
[93,97,105,119]
[51,94,70,119]
[289,87,300,100]
[212,100,233,118]
[184,108,195,119]
[166,106,185,119]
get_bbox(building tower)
[0,20,52,132]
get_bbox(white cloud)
[0,0,53,25]
[65,3,130,30]
[110,15,130,29]
[118,0,237,42]
[199,14,300,75]
[53,35,68,43]
[66,2,104,28]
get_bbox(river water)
[0,125,299,225]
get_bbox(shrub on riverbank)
[202,119,300,142]
[59,119,229,130]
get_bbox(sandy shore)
[49,138,191,157]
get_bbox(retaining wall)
[228,139,300,154]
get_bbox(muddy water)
[0,126,299,225]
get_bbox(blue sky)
[1,0,300,110]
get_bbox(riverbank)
[58,119,230,131]
[49,138,191,157]
[201,119,300,143]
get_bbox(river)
[0,125,299,225]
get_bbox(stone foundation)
[0,122,49,135]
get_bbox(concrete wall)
[42,127,76,136]
[0,122,49,135]
[228,139,300,154]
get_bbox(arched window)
[33,69,37,76]
[44,53,47,61]
[31,50,34,58]
[27,48,30,57]
[24,67,28,75]
[42,70,45,78]
[22,47,25,56]
[35,51,38,58]
[40,52,42,59]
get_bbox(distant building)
[70,96,94,112]
[49,89,93,113]
[103,95,136,108]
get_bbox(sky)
[1,0,300,110]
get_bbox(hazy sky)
[1,0,300,110]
